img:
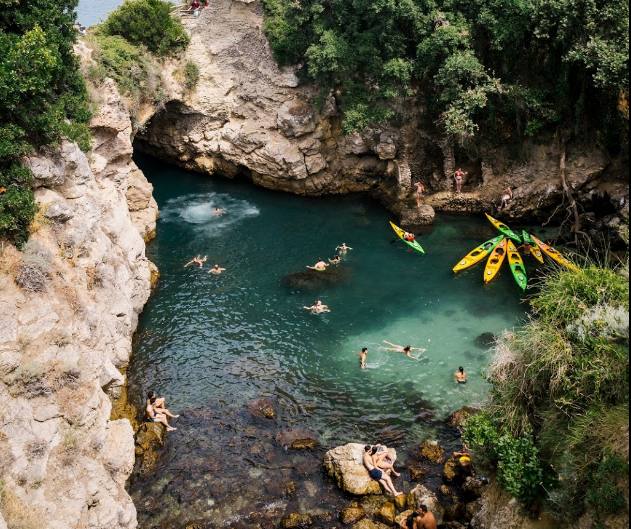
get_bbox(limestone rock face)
[0,82,157,529]
[400,204,436,226]
[324,443,396,495]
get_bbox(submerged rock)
[474,332,496,348]
[280,512,313,529]
[324,443,396,495]
[281,267,350,291]
[400,204,436,226]
[351,520,390,529]
[275,429,320,450]
[247,397,277,420]
[134,422,165,476]
[419,440,446,464]
[447,406,480,429]
[340,503,366,524]
[376,501,397,525]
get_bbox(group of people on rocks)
[413,168,513,211]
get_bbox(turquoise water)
[128,156,528,526]
[130,156,526,444]
[77,0,176,26]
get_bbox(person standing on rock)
[414,181,426,208]
[454,168,466,193]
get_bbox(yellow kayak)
[453,235,503,273]
[484,238,507,283]
[507,240,528,291]
[521,231,544,264]
[530,235,580,272]
[389,221,425,254]
[485,213,522,243]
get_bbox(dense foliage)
[103,0,189,56]
[464,266,629,520]
[262,0,629,145]
[0,0,91,246]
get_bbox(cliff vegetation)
[0,0,91,246]
[262,0,629,150]
[464,265,629,524]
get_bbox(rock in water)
[408,484,445,524]
[134,422,166,476]
[419,440,446,464]
[340,503,366,524]
[281,267,350,291]
[324,443,396,495]
[280,512,313,528]
[376,501,396,525]
[400,204,436,226]
[275,429,320,450]
[247,397,277,420]
[447,406,480,429]
[474,332,496,348]
[351,520,390,529]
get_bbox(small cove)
[128,154,527,527]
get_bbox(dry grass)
[0,486,42,529]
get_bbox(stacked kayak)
[389,221,425,254]
[453,214,580,291]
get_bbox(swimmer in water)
[303,300,330,314]
[329,255,342,265]
[307,259,329,272]
[381,340,426,360]
[212,207,226,217]
[184,255,208,268]
[358,347,368,369]
[336,243,353,254]
[209,264,226,275]
[455,366,467,384]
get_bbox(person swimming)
[307,259,329,272]
[303,300,331,314]
[212,207,226,217]
[358,347,368,369]
[455,366,467,384]
[209,264,226,275]
[381,340,426,360]
[336,243,353,254]
[184,255,208,268]
[329,255,342,265]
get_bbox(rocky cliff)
[136,0,628,235]
[0,79,157,529]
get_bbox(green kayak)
[485,213,522,244]
[507,240,528,291]
[389,221,425,254]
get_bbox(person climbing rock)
[499,187,513,210]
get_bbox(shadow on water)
[127,154,527,527]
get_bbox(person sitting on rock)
[146,391,178,431]
[372,446,401,478]
[363,445,402,497]
[307,259,329,272]
[184,255,207,268]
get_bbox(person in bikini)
[455,366,467,384]
[184,255,208,268]
[381,341,426,360]
[146,391,178,431]
[414,181,426,208]
[454,168,467,193]
[363,445,402,496]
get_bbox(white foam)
[161,192,260,237]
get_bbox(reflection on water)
[128,155,529,527]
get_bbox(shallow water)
[128,155,528,527]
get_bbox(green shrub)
[464,413,543,503]
[103,0,189,56]
[87,33,163,112]
[0,165,37,248]
[183,61,200,91]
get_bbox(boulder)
[376,501,396,525]
[394,493,407,511]
[277,99,316,138]
[400,205,436,226]
[409,465,427,481]
[280,512,313,529]
[281,267,350,291]
[275,429,319,450]
[324,443,396,495]
[419,440,445,464]
[351,520,390,529]
[448,406,480,429]
[443,459,459,483]
[340,503,366,524]
[44,201,74,223]
[408,485,445,524]
[247,397,277,420]
[474,332,496,348]
[134,422,165,476]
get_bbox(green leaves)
[103,0,190,56]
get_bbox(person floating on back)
[336,243,353,254]
[381,340,426,360]
[303,299,330,314]
[455,366,467,384]
[185,255,207,268]
[307,259,329,271]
